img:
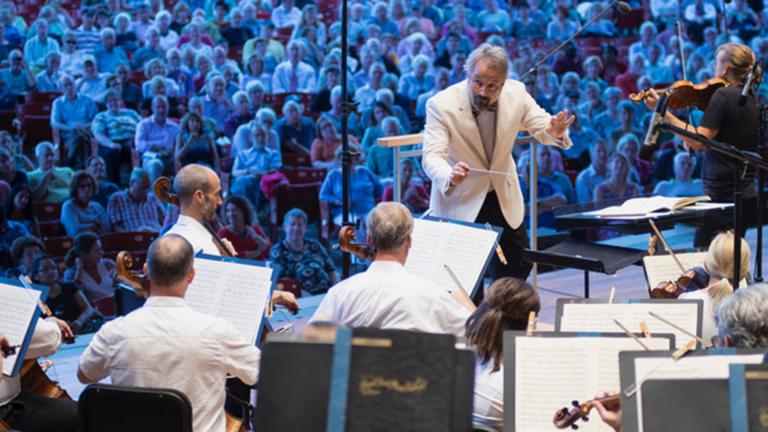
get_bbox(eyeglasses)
[470,77,504,94]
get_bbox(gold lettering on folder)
[358,375,429,396]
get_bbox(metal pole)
[339,0,351,278]
[530,143,538,288]
[393,147,402,202]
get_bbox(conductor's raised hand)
[449,162,470,188]
[546,110,575,138]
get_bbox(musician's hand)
[272,290,299,314]
[593,391,622,432]
[546,110,575,138]
[47,317,75,343]
[449,162,470,188]
[221,238,237,257]
[0,331,9,361]
[644,88,660,111]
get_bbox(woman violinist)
[644,42,762,247]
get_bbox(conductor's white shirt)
[0,318,62,405]
[165,214,220,256]
[78,296,261,432]
[310,260,470,337]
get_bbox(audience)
[63,232,117,302]
[107,168,165,232]
[653,152,704,197]
[61,170,110,237]
[28,141,74,204]
[218,195,272,261]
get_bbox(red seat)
[39,220,65,238]
[616,9,646,30]
[100,232,158,254]
[276,278,302,298]
[25,92,62,105]
[282,153,311,168]
[280,168,326,184]
[275,28,293,46]
[35,202,62,222]
[43,237,74,260]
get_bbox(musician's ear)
[406,234,412,250]
[143,262,149,276]
[187,267,196,285]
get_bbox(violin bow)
[648,219,686,274]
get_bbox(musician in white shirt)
[78,235,262,432]
[310,202,475,336]
[0,317,77,432]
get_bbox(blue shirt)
[542,171,576,203]
[51,94,99,135]
[23,36,60,69]
[93,47,129,73]
[134,116,180,154]
[232,145,282,175]
[576,165,608,203]
[652,179,704,197]
[0,220,29,250]
[320,166,383,221]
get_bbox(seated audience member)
[28,141,75,204]
[397,54,434,101]
[311,202,474,332]
[594,154,641,202]
[320,144,383,234]
[366,116,403,179]
[575,140,608,203]
[175,112,220,171]
[272,40,317,93]
[0,147,28,189]
[86,156,120,208]
[92,89,142,184]
[5,184,39,237]
[130,26,164,71]
[0,50,36,108]
[202,75,234,127]
[63,232,117,302]
[77,55,107,101]
[382,159,429,214]
[31,255,100,334]
[231,123,282,211]
[536,145,576,203]
[61,170,111,237]
[135,95,180,173]
[617,133,651,185]
[269,208,339,295]
[0,310,76,430]
[115,63,143,110]
[107,168,166,232]
[311,115,357,170]
[715,283,768,349]
[51,74,99,169]
[0,206,29,254]
[35,51,62,92]
[7,235,44,277]
[518,156,568,230]
[652,152,704,197]
[218,195,272,261]
[78,235,262,432]
[276,100,316,153]
[468,278,540,429]
[609,102,644,150]
[0,133,32,173]
[60,30,86,77]
[223,91,253,138]
[93,27,129,73]
[187,96,220,138]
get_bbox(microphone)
[644,94,669,147]
[616,1,632,14]
[738,60,759,106]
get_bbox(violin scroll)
[553,394,620,429]
[116,251,150,297]
[337,226,375,261]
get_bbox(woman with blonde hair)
[680,231,751,342]
[645,42,762,247]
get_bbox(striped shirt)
[107,190,166,232]
[92,109,141,142]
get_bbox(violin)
[646,220,707,299]
[337,225,375,261]
[115,251,150,297]
[629,77,729,111]
[553,394,620,429]
[153,176,236,257]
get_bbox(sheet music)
[184,257,273,344]
[514,336,671,431]
[643,252,708,289]
[404,219,498,294]
[584,196,709,217]
[0,283,40,376]
[634,354,763,432]
[559,302,700,348]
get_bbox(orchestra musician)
[465,278,540,430]
[422,43,574,283]
[643,42,763,247]
[310,202,475,335]
[77,235,262,432]
[0,316,77,432]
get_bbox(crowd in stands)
[0,0,764,329]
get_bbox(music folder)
[0,277,49,377]
[729,363,768,432]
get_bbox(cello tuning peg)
[571,424,579,430]
[582,416,589,422]
[561,407,569,415]
[572,400,580,407]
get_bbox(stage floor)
[45,224,768,401]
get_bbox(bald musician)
[165,163,298,311]
[78,235,262,432]
[310,202,475,336]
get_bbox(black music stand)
[656,122,768,288]
[522,239,646,298]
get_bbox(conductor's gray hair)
[715,284,768,348]
[464,43,509,77]
[366,202,413,252]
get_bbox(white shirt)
[679,289,717,343]
[310,260,470,336]
[472,360,503,429]
[0,318,62,405]
[78,296,261,432]
[79,260,115,302]
[272,61,317,94]
[271,5,301,29]
[165,214,220,256]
